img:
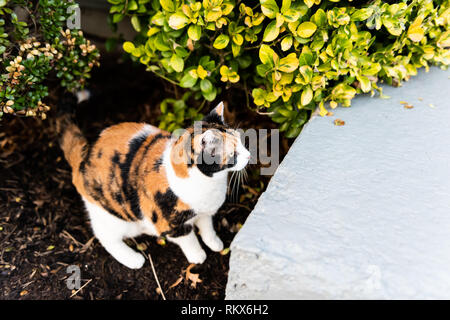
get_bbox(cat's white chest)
[180,172,227,214]
[164,147,228,215]
[170,168,227,215]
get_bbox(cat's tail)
[56,90,90,171]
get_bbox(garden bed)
[0,53,289,300]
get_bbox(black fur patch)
[113,191,124,205]
[119,133,149,220]
[111,151,121,165]
[152,211,158,223]
[86,179,124,220]
[154,188,195,237]
[163,224,193,237]
[154,188,178,220]
[203,111,224,125]
[195,151,236,177]
[153,158,163,172]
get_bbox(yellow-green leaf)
[407,15,425,42]
[261,0,279,19]
[222,3,234,15]
[278,53,299,73]
[147,27,160,37]
[196,65,208,79]
[213,34,230,49]
[301,86,313,106]
[123,41,135,53]
[407,25,424,42]
[330,101,338,109]
[160,0,175,12]
[188,25,202,41]
[281,35,293,51]
[233,33,244,46]
[297,21,317,38]
[263,21,280,42]
[168,12,190,30]
[357,75,371,93]
[131,16,141,32]
[304,0,316,8]
[170,54,184,72]
[318,100,328,116]
[205,8,222,22]
[232,42,241,57]
[259,44,277,65]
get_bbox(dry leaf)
[169,276,183,289]
[220,248,230,256]
[184,264,202,289]
[399,101,408,105]
[334,119,345,126]
[404,104,414,109]
[20,290,28,296]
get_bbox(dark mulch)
[0,54,289,300]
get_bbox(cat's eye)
[211,148,216,157]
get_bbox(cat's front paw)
[185,248,207,264]
[204,236,224,252]
[122,253,146,269]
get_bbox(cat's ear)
[203,101,225,124]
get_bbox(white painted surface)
[226,67,450,300]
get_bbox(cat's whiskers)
[228,168,246,203]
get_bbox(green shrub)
[0,0,100,120]
[111,0,449,137]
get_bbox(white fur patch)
[163,142,228,215]
[83,198,156,269]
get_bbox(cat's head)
[171,102,251,178]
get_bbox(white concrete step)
[226,67,450,299]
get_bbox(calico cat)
[58,99,250,269]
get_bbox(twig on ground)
[70,278,92,298]
[147,252,166,300]
[131,238,166,300]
